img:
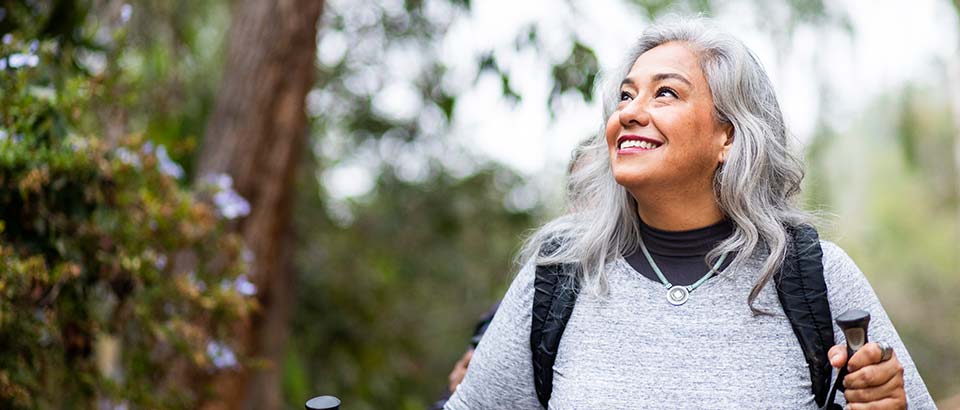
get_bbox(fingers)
[448,364,466,392]
[844,350,902,390]
[447,349,475,392]
[843,368,904,402]
[842,345,906,409]
[829,344,848,368]
[460,349,474,367]
[844,397,907,410]
[848,342,890,372]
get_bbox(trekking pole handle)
[825,309,872,408]
[835,309,871,359]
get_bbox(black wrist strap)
[824,366,848,409]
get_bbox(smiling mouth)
[617,135,663,151]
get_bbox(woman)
[444,17,934,409]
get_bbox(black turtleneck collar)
[638,218,734,257]
[624,218,735,286]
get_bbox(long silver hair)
[519,17,810,313]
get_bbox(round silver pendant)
[667,286,689,306]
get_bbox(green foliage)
[287,166,538,410]
[0,136,253,408]
[0,4,253,408]
[549,41,599,116]
[627,0,712,19]
[114,0,230,176]
[805,84,960,400]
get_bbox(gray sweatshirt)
[444,241,936,409]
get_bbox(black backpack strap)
[775,224,836,408]
[530,242,579,409]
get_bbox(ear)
[717,123,734,163]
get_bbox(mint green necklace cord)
[638,236,728,305]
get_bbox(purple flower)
[156,145,184,179]
[96,399,130,410]
[7,53,39,68]
[202,173,251,219]
[234,275,257,296]
[213,189,251,219]
[207,173,233,191]
[115,147,141,167]
[219,274,256,296]
[206,341,238,369]
[120,4,133,23]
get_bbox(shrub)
[0,27,254,409]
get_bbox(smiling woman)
[607,41,733,231]
[443,16,936,409]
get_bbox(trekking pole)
[305,395,341,410]
[824,309,871,409]
[836,309,871,359]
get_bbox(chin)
[611,168,651,191]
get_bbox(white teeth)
[620,139,659,150]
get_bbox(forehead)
[626,41,705,84]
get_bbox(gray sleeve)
[820,241,937,409]
[444,259,542,410]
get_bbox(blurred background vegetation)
[0,0,957,409]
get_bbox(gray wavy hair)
[519,16,810,314]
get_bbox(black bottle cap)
[305,395,341,410]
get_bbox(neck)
[632,186,724,231]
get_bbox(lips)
[616,135,663,152]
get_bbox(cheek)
[659,110,695,137]
[604,114,620,148]
[660,110,709,153]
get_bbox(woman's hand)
[828,342,906,409]
[447,348,474,393]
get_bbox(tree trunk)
[196,0,324,408]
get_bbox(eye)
[655,87,678,99]
[619,91,633,102]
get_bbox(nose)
[618,99,651,128]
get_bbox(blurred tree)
[193,0,324,408]
[945,0,960,251]
[805,82,960,401]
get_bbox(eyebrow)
[620,72,693,88]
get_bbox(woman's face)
[605,41,731,195]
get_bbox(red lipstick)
[616,135,663,154]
